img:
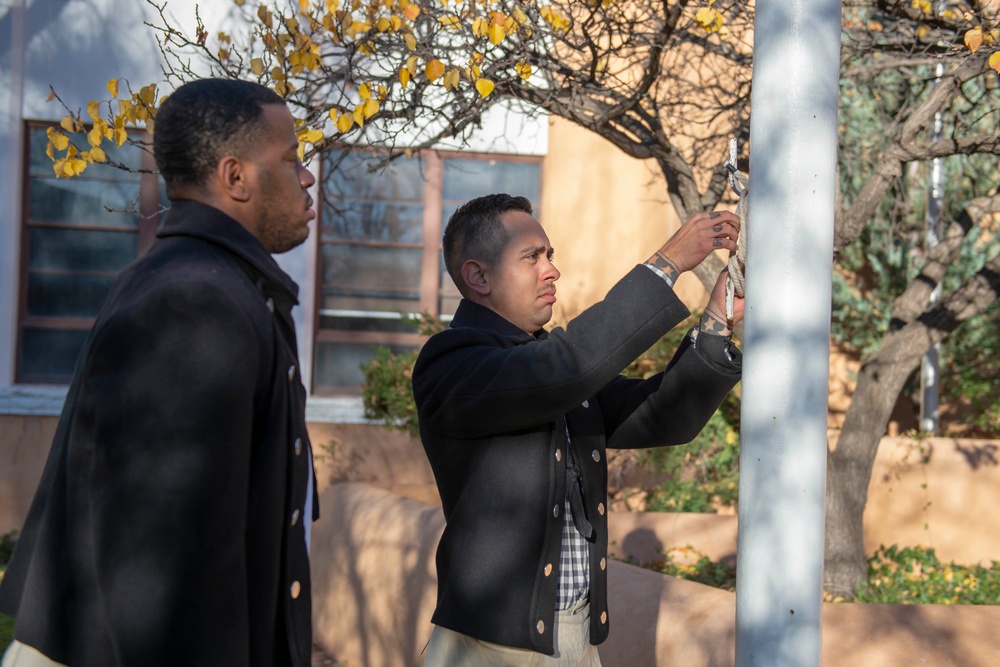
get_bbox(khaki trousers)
[424,599,602,667]
[1,642,66,667]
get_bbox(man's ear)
[461,259,490,297]
[216,156,251,203]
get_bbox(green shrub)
[856,545,1000,605]
[634,542,1000,606]
[642,545,736,591]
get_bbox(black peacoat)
[0,201,316,667]
[412,265,742,656]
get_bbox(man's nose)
[299,164,316,188]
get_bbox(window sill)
[0,386,370,424]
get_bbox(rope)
[725,166,749,321]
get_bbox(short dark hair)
[153,78,285,195]
[442,193,534,295]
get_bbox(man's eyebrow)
[519,244,550,255]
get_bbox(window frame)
[311,148,543,396]
[15,120,160,385]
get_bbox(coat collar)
[157,199,299,303]
[449,298,547,342]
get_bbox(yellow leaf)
[439,15,460,29]
[90,146,107,163]
[399,67,411,88]
[52,158,67,178]
[251,58,265,76]
[47,128,70,150]
[107,79,120,98]
[299,0,310,9]
[407,55,419,74]
[402,3,419,20]
[299,127,324,144]
[60,115,76,133]
[987,29,999,46]
[87,126,104,147]
[990,51,1000,74]
[475,78,494,97]
[488,23,505,45]
[353,104,365,128]
[46,142,54,160]
[404,32,417,51]
[376,17,392,32]
[336,112,354,133]
[377,84,387,99]
[362,99,379,117]
[64,157,88,177]
[359,82,371,100]
[966,28,984,53]
[443,69,461,90]
[115,127,128,147]
[916,24,930,40]
[515,61,532,80]
[426,59,445,82]
[138,84,156,105]
[513,6,527,24]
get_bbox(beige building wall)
[539,117,711,323]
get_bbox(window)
[16,122,162,384]
[312,150,542,395]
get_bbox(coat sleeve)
[413,266,691,439]
[599,331,742,449]
[78,279,261,664]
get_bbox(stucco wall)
[312,482,1000,667]
[540,117,713,322]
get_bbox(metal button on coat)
[536,620,545,634]
[290,581,301,599]
[291,509,300,526]
[592,450,601,462]
[582,400,589,408]
[598,502,605,516]
[600,611,607,624]
[553,504,560,518]
[294,438,302,456]
[544,563,553,577]
[287,365,296,381]
[600,557,607,571]
[555,449,562,462]
[266,297,275,313]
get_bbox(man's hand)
[646,210,741,283]
[700,268,744,337]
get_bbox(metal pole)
[920,60,945,435]
[735,0,841,665]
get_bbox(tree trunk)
[824,252,1000,596]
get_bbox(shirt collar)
[449,298,546,341]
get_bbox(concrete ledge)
[311,482,1000,667]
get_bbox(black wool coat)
[0,201,316,667]
[412,265,742,656]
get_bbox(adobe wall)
[312,482,1000,667]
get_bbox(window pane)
[312,341,417,393]
[28,178,141,228]
[318,314,421,334]
[28,228,137,272]
[443,159,541,204]
[29,126,142,177]
[27,273,115,318]
[320,244,422,292]
[18,328,90,384]
[323,151,425,200]
[322,201,423,243]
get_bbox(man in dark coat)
[0,79,318,667]
[413,194,744,665]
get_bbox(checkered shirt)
[557,432,590,610]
